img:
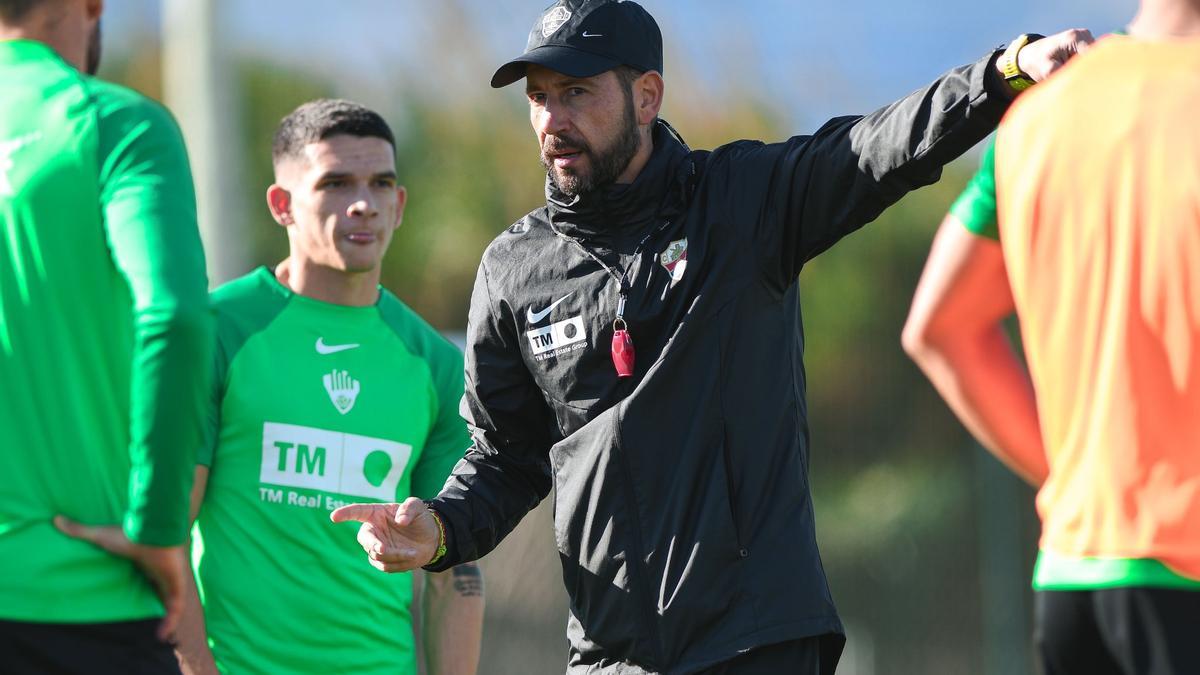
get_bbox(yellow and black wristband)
[426,507,448,567]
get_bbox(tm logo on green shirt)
[258,422,411,509]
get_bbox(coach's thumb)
[330,503,382,524]
[393,497,428,527]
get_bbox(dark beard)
[541,96,641,199]
[85,20,102,75]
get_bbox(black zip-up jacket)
[428,53,1010,674]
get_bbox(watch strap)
[999,33,1044,92]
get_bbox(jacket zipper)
[720,422,749,559]
[716,313,749,558]
[611,410,667,668]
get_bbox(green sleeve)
[96,86,214,546]
[948,136,999,240]
[195,330,227,469]
[199,272,292,468]
[411,341,471,500]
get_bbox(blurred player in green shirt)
[0,0,213,672]
[169,99,484,675]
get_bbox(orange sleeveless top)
[995,35,1200,579]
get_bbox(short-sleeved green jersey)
[0,40,211,622]
[949,136,999,239]
[196,267,469,675]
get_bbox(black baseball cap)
[490,0,663,88]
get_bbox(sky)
[104,0,1134,131]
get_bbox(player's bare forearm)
[175,466,219,675]
[903,217,1049,486]
[907,317,1048,485]
[421,563,484,675]
[175,569,219,675]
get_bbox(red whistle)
[611,328,635,378]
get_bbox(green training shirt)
[951,134,1200,592]
[949,136,999,240]
[195,267,470,675]
[0,40,211,622]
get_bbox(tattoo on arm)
[451,563,483,598]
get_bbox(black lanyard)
[552,220,671,328]
[551,220,672,377]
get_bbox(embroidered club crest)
[542,5,572,37]
[659,238,688,288]
[323,369,361,415]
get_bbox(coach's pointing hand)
[330,497,440,573]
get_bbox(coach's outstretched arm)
[329,29,1093,577]
[733,28,1092,286]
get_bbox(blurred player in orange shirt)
[904,3,1200,673]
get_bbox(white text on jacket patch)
[527,316,587,361]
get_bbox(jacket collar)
[545,120,693,244]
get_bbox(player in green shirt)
[0,0,212,671]
[169,99,484,675]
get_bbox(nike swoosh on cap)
[582,31,603,37]
[527,293,573,324]
[316,338,360,355]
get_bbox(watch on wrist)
[998,33,1044,93]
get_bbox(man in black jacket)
[332,2,1092,672]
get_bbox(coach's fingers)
[330,502,392,524]
[368,556,418,574]
[53,516,133,557]
[369,544,423,565]
[356,522,385,556]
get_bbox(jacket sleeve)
[716,51,1010,287]
[424,254,557,571]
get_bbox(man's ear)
[634,70,665,127]
[266,184,293,227]
[86,0,104,21]
[392,185,408,230]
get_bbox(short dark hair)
[0,0,47,23]
[272,99,395,165]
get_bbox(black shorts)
[0,618,180,675]
[1035,588,1200,675]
